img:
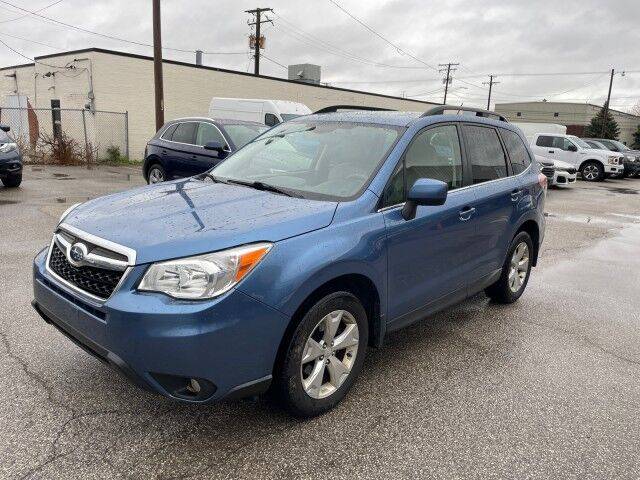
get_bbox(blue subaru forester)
[32,106,546,417]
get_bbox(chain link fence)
[0,107,128,164]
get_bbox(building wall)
[2,48,437,159]
[495,101,640,145]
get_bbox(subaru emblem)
[68,243,87,266]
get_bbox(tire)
[147,164,166,184]
[273,291,368,418]
[580,161,604,182]
[1,173,22,188]
[485,231,534,304]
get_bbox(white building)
[0,47,437,159]
[494,101,640,145]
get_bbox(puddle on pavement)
[598,186,638,195]
[544,212,631,226]
[0,199,19,205]
[52,173,70,178]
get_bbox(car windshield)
[609,140,630,151]
[223,123,268,148]
[0,131,11,143]
[569,136,591,149]
[211,120,403,200]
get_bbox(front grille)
[48,243,124,299]
[541,166,554,180]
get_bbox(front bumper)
[0,152,22,177]
[552,169,577,187]
[32,247,289,403]
[604,164,622,175]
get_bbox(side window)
[536,135,554,147]
[558,137,574,151]
[462,125,508,184]
[501,129,531,174]
[381,125,463,207]
[265,113,280,127]
[160,123,178,140]
[171,122,197,144]
[196,122,225,147]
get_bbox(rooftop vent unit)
[288,63,321,84]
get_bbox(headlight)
[608,156,618,165]
[59,202,81,223]
[0,142,17,153]
[138,242,272,299]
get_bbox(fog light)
[187,378,201,394]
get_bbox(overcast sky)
[0,0,638,111]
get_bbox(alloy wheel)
[508,242,530,293]
[149,168,164,184]
[582,165,598,181]
[300,309,359,399]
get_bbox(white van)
[208,98,311,127]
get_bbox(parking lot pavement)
[2,165,640,479]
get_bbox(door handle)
[511,189,522,201]
[459,207,476,221]
[161,149,167,155]
[548,150,555,154]
[191,155,197,159]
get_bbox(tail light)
[538,173,548,189]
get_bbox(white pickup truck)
[529,133,624,182]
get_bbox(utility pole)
[152,0,164,130]
[246,7,273,76]
[439,62,459,104]
[483,75,500,110]
[600,68,615,138]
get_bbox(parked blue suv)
[32,106,546,417]
[142,117,267,184]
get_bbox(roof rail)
[421,105,508,122]
[314,105,396,114]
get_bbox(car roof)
[297,109,522,132]
[167,117,265,127]
[300,110,423,127]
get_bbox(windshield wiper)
[225,179,298,197]
[204,173,229,184]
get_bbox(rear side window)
[536,135,554,147]
[160,123,178,140]
[501,129,531,174]
[171,122,197,144]
[462,125,508,184]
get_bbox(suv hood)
[63,178,338,264]
[582,147,622,158]
[552,159,575,170]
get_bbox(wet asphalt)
[1,166,639,479]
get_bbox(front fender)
[237,208,387,319]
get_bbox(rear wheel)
[274,292,368,418]
[147,164,166,184]
[580,161,604,182]
[485,231,533,304]
[1,173,22,188]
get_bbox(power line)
[0,0,246,55]
[261,53,286,69]
[326,0,438,72]
[0,31,62,50]
[0,0,63,24]
[0,36,65,68]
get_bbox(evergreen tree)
[633,125,640,149]
[584,103,620,139]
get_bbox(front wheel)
[580,161,604,182]
[273,292,368,418]
[485,231,534,304]
[1,173,22,188]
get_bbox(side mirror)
[567,144,578,152]
[0,124,10,132]
[402,178,448,221]
[204,141,227,157]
